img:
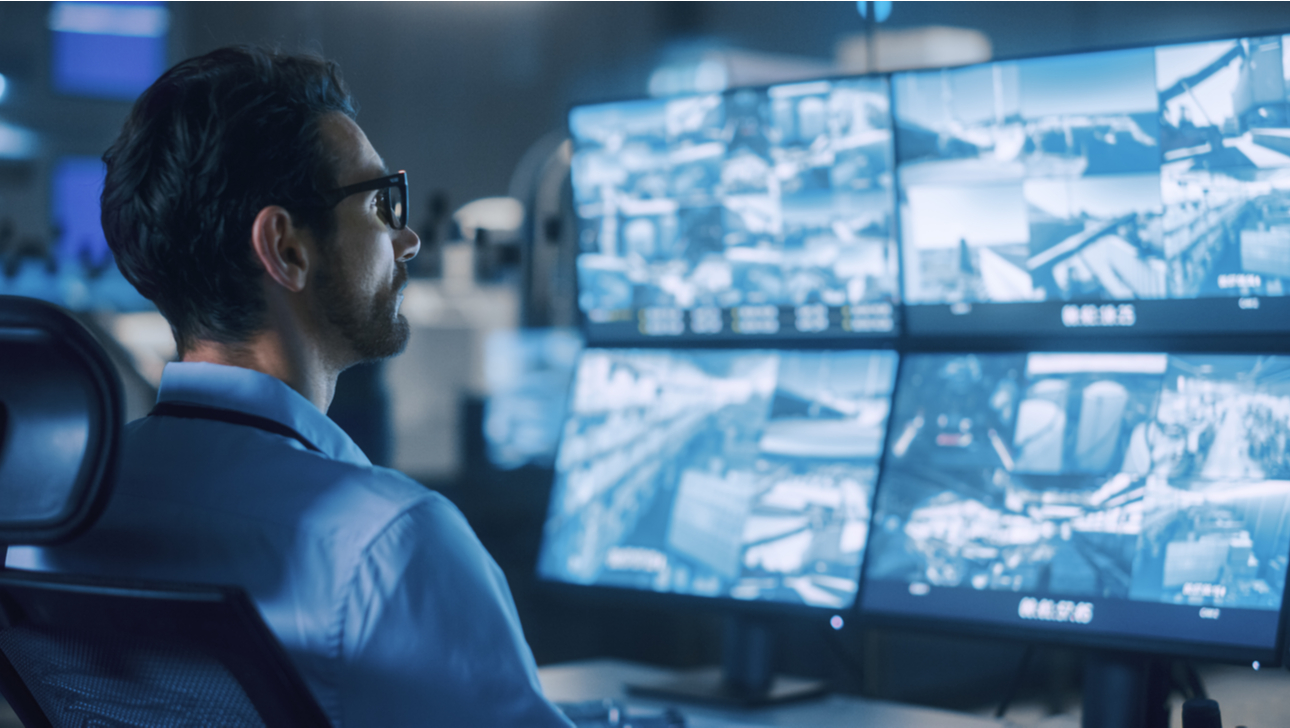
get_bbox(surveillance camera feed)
[863,352,1290,655]
[538,348,898,610]
[896,34,1290,336]
[570,77,899,344]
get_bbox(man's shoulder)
[311,462,469,550]
[118,414,455,543]
[330,461,457,524]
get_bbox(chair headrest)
[0,296,122,546]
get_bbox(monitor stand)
[625,614,829,707]
[1080,651,1171,728]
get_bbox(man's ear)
[250,206,312,293]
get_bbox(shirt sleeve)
[337,492,574,728]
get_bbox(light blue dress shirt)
[7,361,574,728]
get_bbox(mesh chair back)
[0,570,332,728]
[0,296,121,545]
[0,626,264,728]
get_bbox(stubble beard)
[316,257,411,364]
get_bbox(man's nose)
[396,226,421,262]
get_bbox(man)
[6,46,573,727]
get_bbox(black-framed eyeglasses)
[320,170,408,230]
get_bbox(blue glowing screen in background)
[50,2,168,101]
[0,155,149,309]
[0,156,151,310]
[483,328,585,470]
[52,156,111,270]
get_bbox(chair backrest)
[0,570,332,728]
[0,296,331,728]
[0,295,121,546]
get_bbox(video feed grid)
[868,352,1290,617]
[897,36,1290,314]
[537,348,898,609]
[570,78,899,341]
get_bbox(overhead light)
[48,2,169,38]
[0,121,37,159]
[857,1,894,23]
[0,73,7,103]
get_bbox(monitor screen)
[895,35,1290,337]
[51,156,150,311]
[49,2,168,101]
[538,348,898,610]
[862,351,1290,659]
[570,77,899,344]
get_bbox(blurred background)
[3,2,1290,723]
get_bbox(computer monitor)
[895,34,1290,338]
[569,76,899,344]
[537,347,898,700]
[862,351,1290,666]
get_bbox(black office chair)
[0,295,331,728]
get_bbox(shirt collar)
[156,362,372,467]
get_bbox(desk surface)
[540,659,1290,728]
[538,658,1002,728]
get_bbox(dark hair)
[101,46,357,353]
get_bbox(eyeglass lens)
[378,183,407,230]
[390,182,406,230]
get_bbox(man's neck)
[183,330,339,412]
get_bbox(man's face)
[311,113,420,365]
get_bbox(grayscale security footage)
[570,78,898,336]
[897,35,1290,307]
[539,349,898,609]
[868,353,1290,611]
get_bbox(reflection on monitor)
[570,78,899,343]
[863,352,1290,658]
[896,35,1290,336]
[538,348,898,609]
